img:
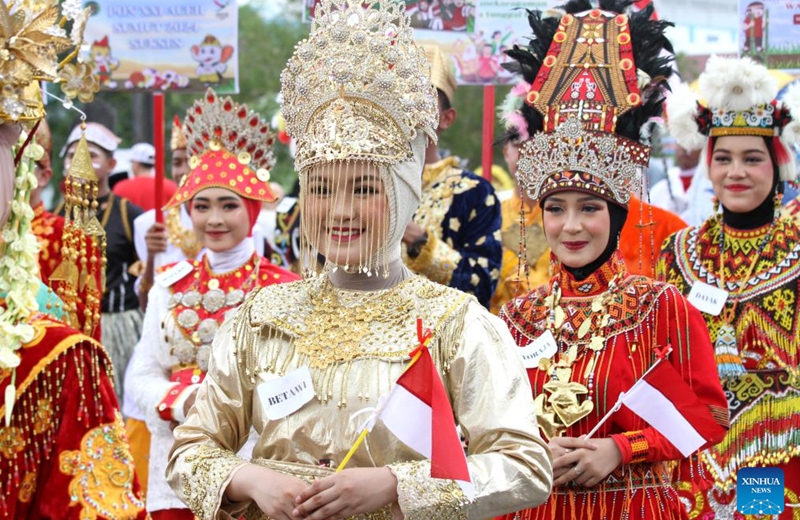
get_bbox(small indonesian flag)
[371,320,474,499]
[620,358,726,457]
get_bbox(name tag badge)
[688,282,729,316]
[257,366,315,420]
[518,330,558,369]
[155,260,194,287]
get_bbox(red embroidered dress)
[659,217,800,519]
[29,203,64,286]
[498,252,729,520]
[0,313,146,519]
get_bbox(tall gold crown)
[280,0,438,172]
[0,0,94,122]
[184,88,276,177]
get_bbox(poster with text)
[739,0,800,71]
[302,0,549,85]
[82,0,239,93]
[416,0,549,85]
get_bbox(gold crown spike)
[184,88,276,173]
[516,116,649,206]
[280,0,438,171]
[66,135,99,182]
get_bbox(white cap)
[130,142,156,166]
[60,122,122,157]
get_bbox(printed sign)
[739,0,800,71]
[517,330,558,369]
[82,0,239,93]
[302,0,548,85]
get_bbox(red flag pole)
[481,84,495,182]
[153,92,165,223]
[481,85,494,182]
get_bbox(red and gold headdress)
[166,88,278,207]
[507,0,673,208]
[170,114,187,152]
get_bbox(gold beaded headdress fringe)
[50,128,105,338]
[280,0,438,277]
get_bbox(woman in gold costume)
[166,1,553,519]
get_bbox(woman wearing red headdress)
[127,89,299,519]
[497,1,729,519]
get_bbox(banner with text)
[738,0,800,71]
[82,0,239,93]
[303,0,548,85]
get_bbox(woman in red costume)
[497,1,729,519]
[660,56,800,519]
[126,89,299,520]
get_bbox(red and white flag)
[366,320,474,498]
[619,357,726,457]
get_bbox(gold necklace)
[534,273,620,438]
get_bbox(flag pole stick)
[336,319,432,472]
[336,428,369,473]
[584,350,671,440]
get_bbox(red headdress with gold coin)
[506,0,674,208]
[166,88,278,209]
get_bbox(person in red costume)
[126,88,300,520]
[496,1,729,519]
[0,113,145,520]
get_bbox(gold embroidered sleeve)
[405,230,462,285]
[167,318,253,520]
[179,446,248,520]
[444,304,553,518]
[388,460,470,520]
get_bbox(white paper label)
[155,260,194,287]
[518,330,558,368]
[687,282,729,316]
[257,366,315,420]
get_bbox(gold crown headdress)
[667,56,800,182]
[0,0,95,122]
[171,114,188,152]
[280,0,438,172]
[507,3,673,207]
[168,88,278,206]
[184,88,276,179]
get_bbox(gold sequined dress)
[167,275,552,520]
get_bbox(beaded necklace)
[712,218,773,378]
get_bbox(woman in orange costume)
[497,1,729,519]
[127,89,299,520]
[660,56,800,519]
